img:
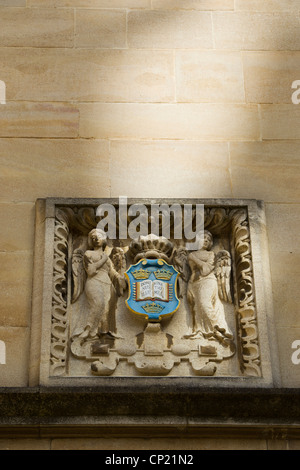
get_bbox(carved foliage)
[231,209,261,377]
[50,209,70,376]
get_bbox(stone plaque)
[30,198,279,387]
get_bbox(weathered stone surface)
[0,7,74,47]
[0,48,175,103]
[79,103,259,140]
[265,204,300,254]
[75,9,126,48]
[0,103,79,138]
[176,51,245,103]
[243,52,300,104]
[0,203,34,251]
[230,142,300,203]
[0,0,26,5]
[128,10,213,49]
[261,105,300,140]
[110,141,232,198]
[236,0,300,11]
[153,0,234,10]
[269,252,300,329]
[213,12,300,50]
[0,252,33,327]
[29,0,151,7]
[0,328,30,386]
[0,139,109,202]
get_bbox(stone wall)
[0,0,300,449]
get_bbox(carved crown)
[129,234,173,262]
[142,302,164,315]
[154,268,173,281]
[131,268,151,280]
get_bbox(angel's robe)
[187,249,233,341]
[83,251,113,337]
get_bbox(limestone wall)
[0,0,300,448]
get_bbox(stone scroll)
[30,198,279,387]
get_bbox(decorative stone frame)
[29,198,280,388]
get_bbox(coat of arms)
[125,258,180,322]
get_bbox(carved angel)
[71,229,126,340]
[186,230,234,344]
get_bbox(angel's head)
[88,228,107,250]
[196,230,213,251]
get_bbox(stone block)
[0,203,35,251]
[236,0,300,11]
[0,326,30,386]
[230,142,300,203]
[269,252,300,329]
[128,10,213,49]
[0,102,79,138]
[213,12,300,50]
[79,103,260,140]
[243,52,300,104]
[110,141,232,198]
[261,105,300,140]
[75,9,126,48]
[0,48,175,103]
[0,139,110,203]
[0,7,74,47]
[176,50,244,103]
[153,0,234,10]
[265,203,300,254]
[0,252,33,327]
[0,0,26,5]
[28,0,151,7]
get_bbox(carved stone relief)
[42,200,270,382]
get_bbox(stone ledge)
[0,386,299,438]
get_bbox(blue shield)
[125,258,180,322]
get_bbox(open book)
[136,279,169,302]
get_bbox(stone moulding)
[1,387,300,439]
[29,198,280,388]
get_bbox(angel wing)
[214,250,232,303]
[173,246,190,297]
[71,237,87,304]
[109,246,128,296]
[173,247,189,281]
[110,246,127,275]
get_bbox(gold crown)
[131,267,151,280]
[142,302,164,314]
[154,268,173,281]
